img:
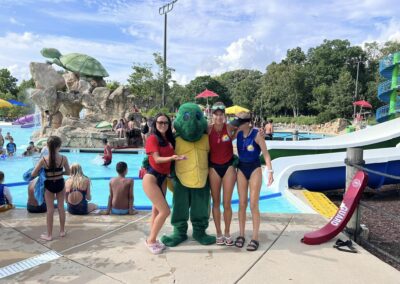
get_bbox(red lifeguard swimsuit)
[209,124,233,165]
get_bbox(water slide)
[270,146,400,192]
[302,171,368,245]
[266,117,400,160]
[12,114,40,127]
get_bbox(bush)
[316,111,335,124]
[142,107,173,118]
[269,115,318,125]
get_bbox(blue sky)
[0,0,399,84]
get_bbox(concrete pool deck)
[0,209,398,283]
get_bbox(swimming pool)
[272,132,330,141]
[1,125,301,213]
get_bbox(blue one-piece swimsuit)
[237,128,261,180]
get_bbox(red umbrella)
[195,89,219,110]
[195,89,219,99]
[353,100,372,109]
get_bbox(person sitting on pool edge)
[65,163,98,215]
[0,171,14,212]
[105,162,136,215]
[27,178,47,213]
[102,138,112,166]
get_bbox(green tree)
[329,70,354,118]
[0,68,18,98]
[186,75,231,106]
[106,80,121,92]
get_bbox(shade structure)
[353,100,372,109]
[225,105,250,115]
[96,121,112,129]
[195,89,219,99]
[8,99,27,107]
[0,99,13,108]
[195,89,219,109]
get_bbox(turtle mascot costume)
[161,103,216,247]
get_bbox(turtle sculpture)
[40,48,109,79]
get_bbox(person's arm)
[227,123,239,139]
[106,181,112,214]
[128,180,134,214]
[152,152,183,164]
[86,179,91,201]
[4,186,12,205]
[63,156,71,176]
[255,132,274,186]
[31,158,44,178]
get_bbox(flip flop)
[246,239,259,251]
[333,239,358,253]
[235,236,245,248]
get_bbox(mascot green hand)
[161,103,216,247]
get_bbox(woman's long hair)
[47,136,62,171]
[152,113,175,148]
[69,163,89,190]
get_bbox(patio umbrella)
[35,137,48,148]
[353,100,372,109]
[95,121,112,129]
[8,99,27,107]
[0,99,13,108]
[195,89,219,108]
[225,105,250,115]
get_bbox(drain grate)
[0,250,62,279]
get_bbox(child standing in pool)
[106,162,136,215]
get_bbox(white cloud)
[9,17,25,26]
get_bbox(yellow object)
[175,135,209,188]
[0,99,13,108]
[225,105,250,115]
[302,190,338,219]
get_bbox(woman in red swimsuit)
[208,102,238,246]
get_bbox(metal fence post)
[345,147,364,241]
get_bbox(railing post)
[292,129,299,141]
[345,147,364,241]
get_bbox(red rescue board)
[302,171,368,245]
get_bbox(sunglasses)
[156,121,170,126]
[212,105,225,110]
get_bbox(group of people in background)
[0,129,17,156]
[142,102,274,254]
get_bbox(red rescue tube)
[302,171,368,245]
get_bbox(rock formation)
[29,62,141,148]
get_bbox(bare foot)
[129,209,139,215]
[59,231,67,237]
[40,233,52,241]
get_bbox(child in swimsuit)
[0,171,14,212]
[208,102,238,246]
[27,178,47,213]
[143,113,185,254]
[65,163,97,215]
[234,112,273,252]
[106,162,135,215]
[31,136,70,241]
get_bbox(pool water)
[1,125,301,213]
[272,132,329,141]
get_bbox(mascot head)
[174,103,207,142]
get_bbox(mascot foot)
[193,231,216,245]
[161,234,188,247]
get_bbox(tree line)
[1,39,399,122]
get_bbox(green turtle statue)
[40,48,109,79]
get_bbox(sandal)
[246,239,259,251]
[216,235,225,245]
[224,235,234,246]
[235,236,245,248]
[333,239,358,253]
[145,240,163,254]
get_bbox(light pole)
[353,61,360,119]
[159,0,178,107]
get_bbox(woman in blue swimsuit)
[234,112,273,251]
